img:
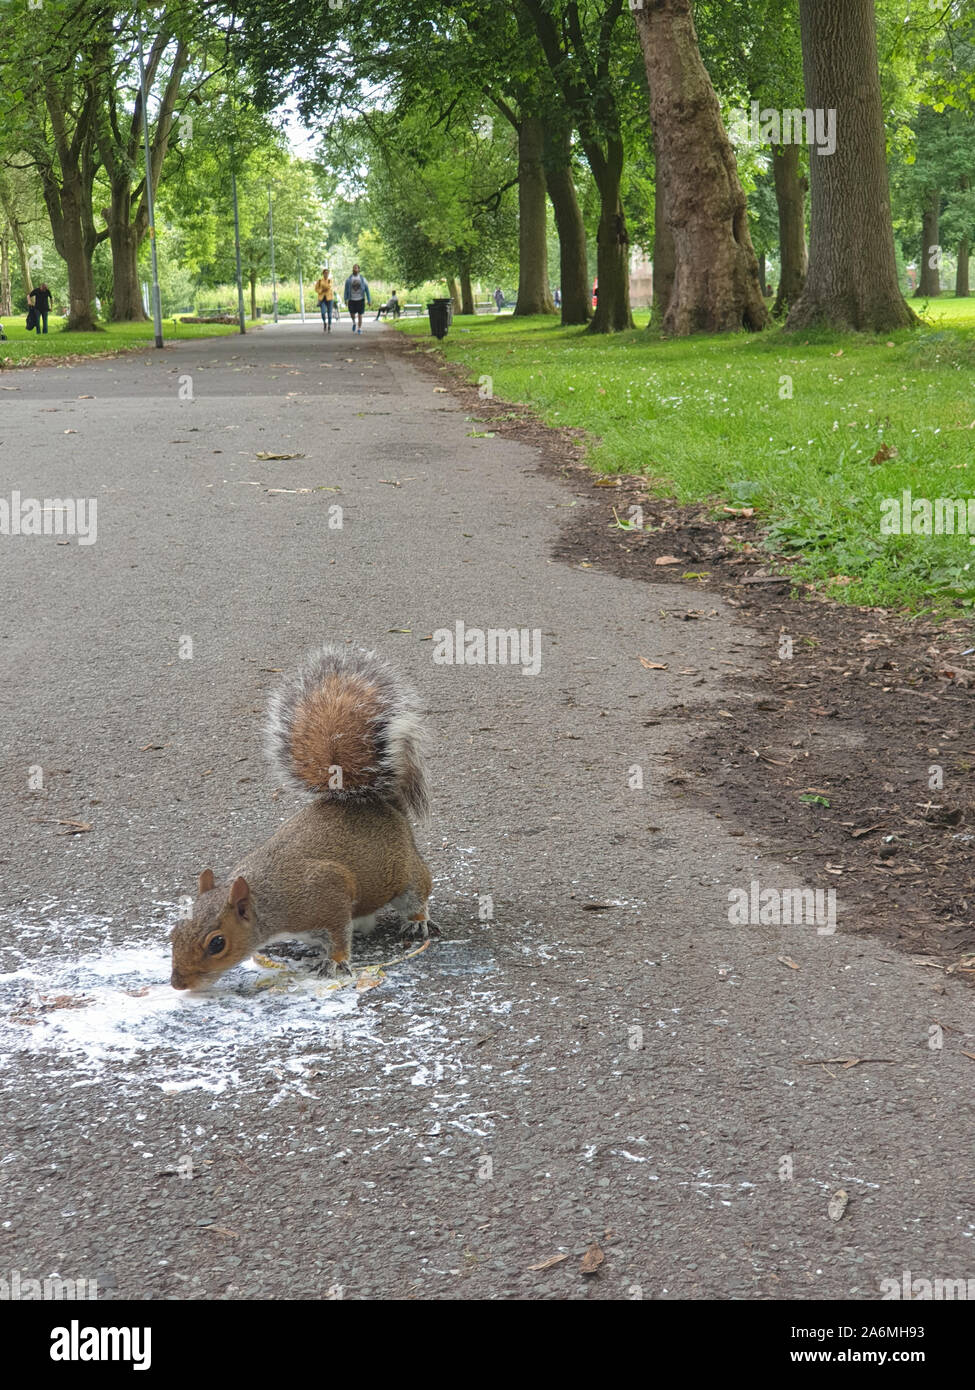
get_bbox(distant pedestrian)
[314,265,336,332]
[553,287,561,307]
[375,290,401,320]
[344,264,370,334]
[28,283,52,334]
[494,287,504,312]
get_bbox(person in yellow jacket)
[314,265,337,332]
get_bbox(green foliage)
[349,105,519,287]
[396,298,975,612]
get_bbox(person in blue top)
[343,264,371,334]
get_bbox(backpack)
[25,304,38,330]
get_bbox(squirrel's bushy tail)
[265,643,429,818]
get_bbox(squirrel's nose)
[170,971,190,991]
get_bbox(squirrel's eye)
[206,935,226,956]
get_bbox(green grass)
[397,299,975,614]
[0,316,255,365]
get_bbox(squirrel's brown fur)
[169,643,432,990]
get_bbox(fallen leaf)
[654,555,681,566]
[640,658,668,670]
[254,451,306,461]
[778,956,800,970]
[528,1253,570,1272]
[580,1242,604,1275]
[828,1190,849,1222]
[869,443,898,466]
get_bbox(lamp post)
[268,186,278,323]
[231,164,246,333]
[296,223,305,322]
[135,7,163,347]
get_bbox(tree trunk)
[771,143,808,315]
[0,183,33,300]
[957,176,971,297]
[38,153,100,330]
[957,236,970,298]
[459,262,475,315]
[514,113,555,316]
[10,217,33,300]
[49,168,98,329]
[106,182,148,321]
[633,0,767,335]
[588,144,633,334]
[786,0,914,331]
[543,124,590,326]
[12,222,32,300]
[915,187,941,296]
[447,275,461,307]
[97,38,187,321]
[650,173,675,328]
[758,251,767,296]
[250,271,257,321]
[0,227,10,316]
[61,233,97,329]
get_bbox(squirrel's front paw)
[323,956,354,980]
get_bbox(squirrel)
[169,643,432,991]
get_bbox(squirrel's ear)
[229,876,250,911]
[198,868,215,896]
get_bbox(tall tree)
[0,3,119,328]
[94,20,192,320]
[695,0,808,315]
[632,0,767,334]
[520,0,635,333]
[543,117,591,325]
[771,144,808,314]
[786,0,914,332]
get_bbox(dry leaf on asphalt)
[654,555,681,566]
[254,451,306,461]
[528,1253,569,1272]
[640,658,668,670]
[580,1242,604,1275]
[828,1190,850,1222]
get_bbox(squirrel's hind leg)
[389,883,433,940]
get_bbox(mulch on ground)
[394,331,975,973]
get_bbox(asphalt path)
[0,317,972,1300]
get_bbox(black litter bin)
[427,297,453,340]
